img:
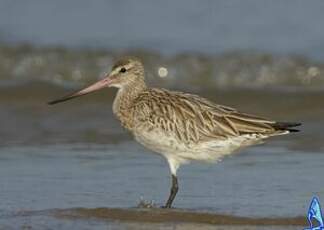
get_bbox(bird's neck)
[113,80,146,130]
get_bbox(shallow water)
[0,142,322,214]
[0,142,321,229]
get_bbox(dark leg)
[163,174,179,208]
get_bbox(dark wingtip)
[272,122,302,133]
[287,128,300,133]
[288,122,302,127]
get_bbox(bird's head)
[48,57,145,105]
[108,57,144,88]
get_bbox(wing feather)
[133,88,278,143]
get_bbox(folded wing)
[133,88,300,143]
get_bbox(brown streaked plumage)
[48,57,301,208]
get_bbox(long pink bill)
[48,76,111,105]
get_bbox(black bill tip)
[47,99,63,105]
[47,94,76,105]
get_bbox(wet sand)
[54,207,306,226]
[9,207,306,230]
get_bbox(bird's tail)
[271,122,301,133]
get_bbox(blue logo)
[305,197,324,230]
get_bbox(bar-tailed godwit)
[49,57,300,208]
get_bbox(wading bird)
[48,57,300,208]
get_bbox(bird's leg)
[163,174,178,208]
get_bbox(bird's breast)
[133,126,190,155]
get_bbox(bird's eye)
[120,67,126,73]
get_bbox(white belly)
[133,128,264,163]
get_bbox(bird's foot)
[137,197,157,209]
